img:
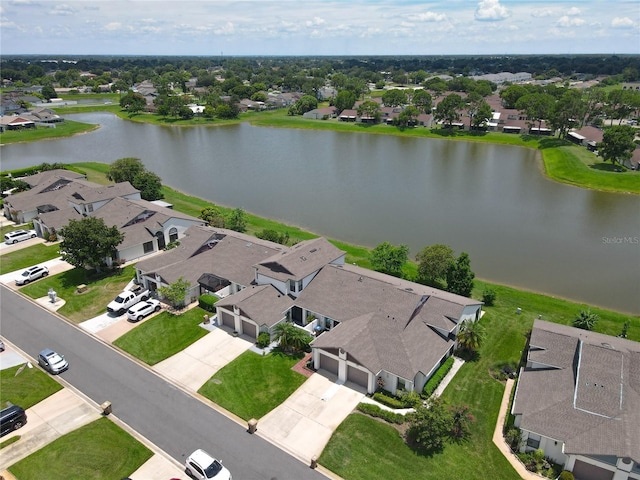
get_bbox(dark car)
[0,404,27,436]
[38,348,69,374]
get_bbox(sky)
[1,0,639,57]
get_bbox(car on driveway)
[127,299,161,322]
[185,449,232,480]
[38,348,68,374]
[0,404,27,436]
[15,265,49,285]
[4,229,37,245]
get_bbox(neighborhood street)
[0,284,326,480]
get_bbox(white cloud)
[409,11,447,22]
[475,0,509,21]
[305,16,325,27]
[611,17,634,28]
[214,22,235,35]
[556,16,585,28]
[531,9,554,18]
[103,22,124,32]
[49,4,75,16]
[566,7,581,16]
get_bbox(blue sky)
[1,0,639,56]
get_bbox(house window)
[288,279,296,293]
[169,227,178,242]
[87,204,94,213]
[397,377,407,392]
[143,241,154,254]
[526,433,541,449]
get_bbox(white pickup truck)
[107,285,150,316]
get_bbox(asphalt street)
[0,285,326,480]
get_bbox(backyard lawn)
[19,265,136,323]
[0,243,62,274]
[0,364,63,410]
[199,349,307,420]
[113,307,210,365]
[8,417,152,480]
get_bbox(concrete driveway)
[257,373,365,463]
[0,257,75,289]
[152,328,253,391]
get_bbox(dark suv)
[0,404,27,436]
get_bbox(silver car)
[38,348,69,374]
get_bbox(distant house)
[0,115,35,132]
[302,106,337,120]
[512,320,640,480]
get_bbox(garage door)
[220,311,235,329]
[347,365,369,388]
[572,460,614,480]
[242,320,257,339]
[318,353,339,375]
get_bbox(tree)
[41,84,57,101]
[158,277,190,309]
[573,309,599,330]
[334,90,356,113]
[107,157,145,184]
[226,208,247,232]
[434,94,464,127]
[394,106,419,128]
[215,103,239,119]
[132,170,163,201]
[456,319,486,354]
[515,93,555,131]
[119,91,146,115]
[288,95,318,115]
[548,89,585,138]
[59,217,124,272]
[499,84,528,109]
[407,397,452,452]
[465,92,492,130]
[598,125,636,169]
[370,242,409,278]
[356,101,382,123]
[273,322,313,353]
[411,89,433,114]
[199,206,225,227]
[446,252,475,297]
[382,89,408,107]
[448,404,475,440]
[416,244,454,288]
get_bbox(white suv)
[185,449,231,480]
[15,265,49,285]
[127,299,161,322]
[4,229,37,245]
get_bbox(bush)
[256,332,271,349]
[559,471,575,480]
[357,403,406,424]
[373,392,407,409]
[423,356,455,397]
[482,287,496,306]
[397,390,423,408]
[198,294,218,312]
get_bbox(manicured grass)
[319,279,637,480]
[0,120,98,144]
[0,243,62,274]
[113,307,209,365]
[8,417,152,480]
[0,364,63,410]
[19,265,137,323]
[198,349,307,420]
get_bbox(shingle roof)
[215,284,294,328]
[512,320,640,463]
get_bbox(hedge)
[423,356,455,397]
[198,294,218,312]
[357,403,406,424]
[372,392,407,409]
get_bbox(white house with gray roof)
[512,320,640,480]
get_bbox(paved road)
[0,285,325,480]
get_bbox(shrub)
[373,392,407,409]
[559,471,575,480]
[423,356,455,397]
[504,427,521,450]
[256,332,271,349]
[198,294,218,312]
[482,287,496,306]
[357,403,406,424]
[397,390,423,408]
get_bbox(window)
[288,279,296,293]
[169,227,178,242]
[87,204,94,213]
[143,241,154,253]
[397,377,407,391]
[526,434,541,449]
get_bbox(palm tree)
[573,309,599,330]
[456,320,485,354]
[273,322,313,353]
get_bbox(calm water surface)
[2,112,638,315]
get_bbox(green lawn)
[19,265,136,323]
[318,279,637,480]
[0,120,98,144]
[198,349,307,420]
[0,364,63,410]
[8,417,152,480]
[113,307,209,365]
[0,243,62,274]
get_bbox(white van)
[4,229,37,245]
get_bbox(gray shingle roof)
[215,284,294,328]
[513,320,640,463]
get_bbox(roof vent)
[301,256,307,261]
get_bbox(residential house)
[302,106,337,120]
[0,115,35,132]
[512,320,640,480]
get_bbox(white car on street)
[185,449,232,480]
[126,299,161,322]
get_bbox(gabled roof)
[255,237,344,282]
[513,320,640,463]
[17,169,85,188]
[215,284,294,328]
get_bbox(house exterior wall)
[118,243,148,263]
[564,455,640,480]
[255,272,287,295]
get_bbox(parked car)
[4,229,37,245]
[38,348,68,374]
[0,405,27,437]
[0,338,4,352]
[107,285,150,316]
[15,265,49,285]
[185,449,232,480]
[127,299,161,322]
